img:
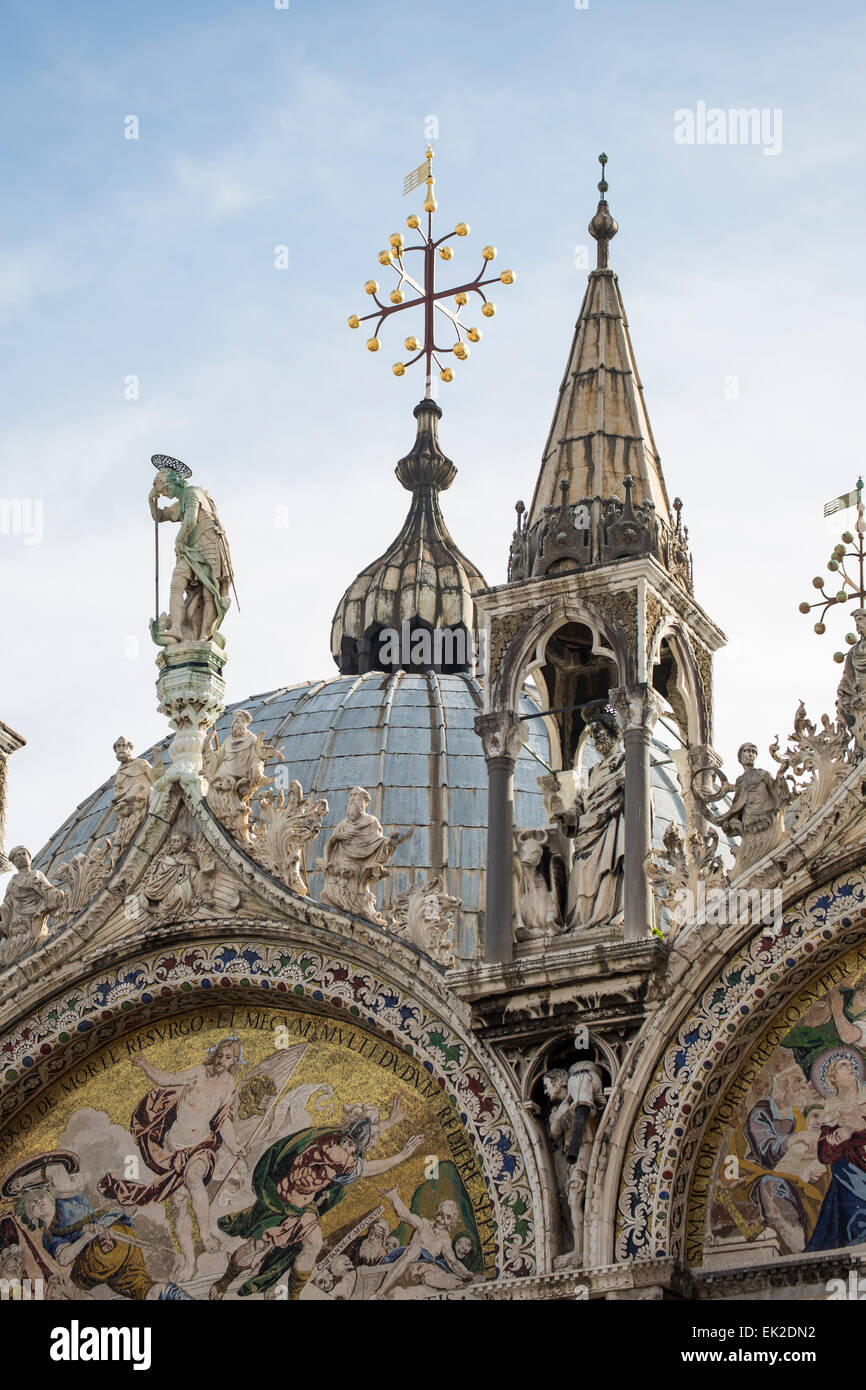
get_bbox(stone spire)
[511,156,691,590]
[331,399,486,673]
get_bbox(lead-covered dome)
[36,672,552,960]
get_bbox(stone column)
[609,685,661,941]
[155,644,227,794]
[0,721,26,865]
[475,710,526,965]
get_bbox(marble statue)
[697,742,789,876]
[513,829,567,941]
[837,608,866,753]
[149,464,234,647]
[0,846,67,964]
[112,736,160,860]
[386,875,461,967]
[203,711,282,843]
[553,718,625,930]
[543,1061,605,1268]
[317,787,403,926]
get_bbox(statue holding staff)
[148,455,235,648]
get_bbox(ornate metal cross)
[799,477,866,663]
[347,146,514,398]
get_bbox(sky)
[1,0,865,857]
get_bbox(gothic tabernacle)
[4,150,866,1308]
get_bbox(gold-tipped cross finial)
[348,147,514,398]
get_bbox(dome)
[35,671,686,960]
[35,671,552,960]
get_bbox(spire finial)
[588,151,618,270]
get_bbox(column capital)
[609,684,663,736]
[474,709,527,764]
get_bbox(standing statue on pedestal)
[149,457,234,648]
[552,715,625,930]
[696,742,789,876]
[317,787,404,926]
[0,847,67,964]
[112,736,161,861]
[543,1061,605,1268]
[837,608,866,754]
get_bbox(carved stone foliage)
[770,700,852,831]
[486,609,536,692]
[512,828,568,944]
[600,589,638,670]
[0,847,67,966]
[385,874,461,967]
[693,640,713,737]
[53,839,114,923]
[474,710,527,763]
[694,741,790,877]
[250,781,328,896]
[645,591,667,666]
[645,823,729,943]
[204,709,283,844]
[135,829,247,923]
[317,786,404,926]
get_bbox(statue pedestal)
[155,642,227,792]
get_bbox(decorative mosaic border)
[0,939,536,1278]
[616,870,866,1264]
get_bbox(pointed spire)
[512,153,690,587]
[331,401,486,673]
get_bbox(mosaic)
[688,943,866,1266]
[0,940,536,1298]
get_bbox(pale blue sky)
[1,0,865,851]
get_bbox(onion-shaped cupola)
[331,398,486,674]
